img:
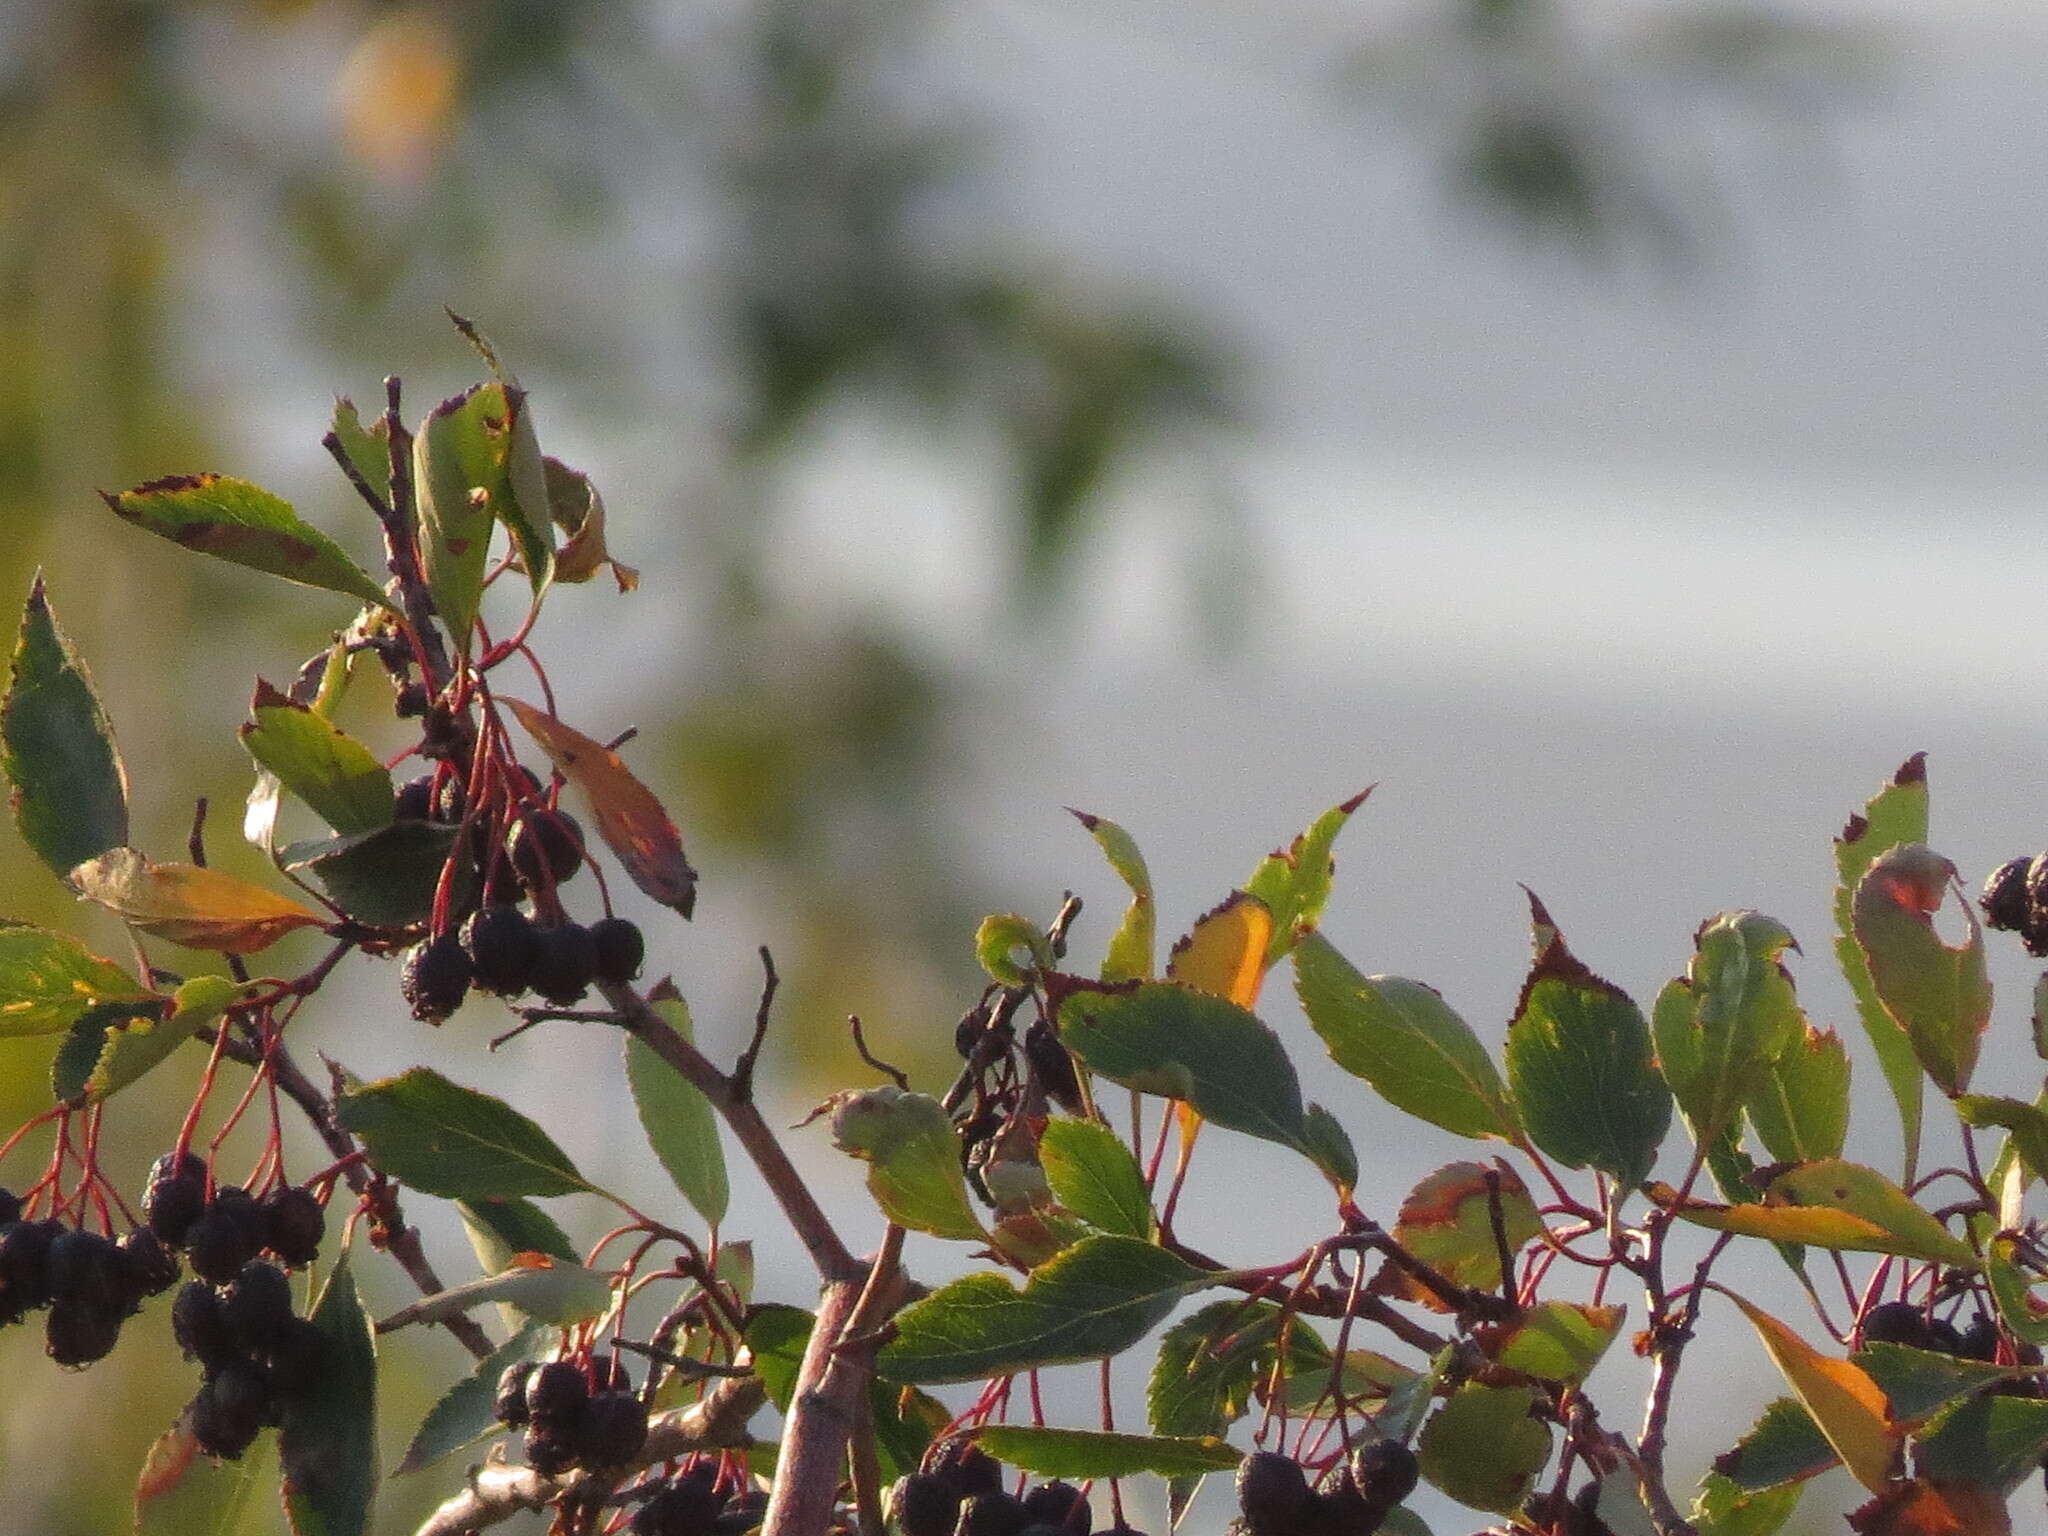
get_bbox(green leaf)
[102,474,391,610]
[1385,1160,1544,1303]
[337,1068,597,1200]
[0,923,146,1037]
[625,987,729,1229]
[1040,1118,1153,1239]
[55,974,237,1106]
[1833,757,1929,1180]
[1243,789,1370,965]
[2,574,129,878]
[394,1322,547,1476]
[879,1235,1214,1384]
[1292,933,1517,1141]
[1415,1384,1553,1514]
[1851,844,1990,1097]
[1747,1026,1850,1164]
[1761,1160,1977,1269]
[1149,1299,1329,1444]
[330,398,390,503]
[240,683,394,836]
[377,1258,612,1331]
[975,913,1050,987]
[280,1251,378,1536]
[1691,1472,1802,1536]
[1956,1095,2048,1188]
[829,1085,985,1242]
[744,1306,941,1482]
[1711,1397,1836,1491]
[413,383,553,647]
[1057,980,1318,1165]
[1069,809,1154,981]
[281,820,471,928]
[456,1196,579,1268]
[1852,1341,2012,1424]
[1984,1235,2048,1345]
[134,1419,275,1536]
[972,1426,1240,1479]
[1503,908,1668,1186]
[1488,1300,1624,1385]
[1911,1393,2048,1495]
[1299,1102,1358,1193]
[1652,912,1803,1148]
[443,316,556,601]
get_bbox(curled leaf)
[69,847,325,954]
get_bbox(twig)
[731,948,779,1100]
[847,1016,909,1091]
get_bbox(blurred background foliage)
[0,0,1879,1527]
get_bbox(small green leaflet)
[879,1235,1216,1385]
[625,985,729,1228]
[1852,1341,2012,1424]
[52,974,238,1106]
[337,1067,600,1201]
[1912,1394,2048,1496]
[239,682,393,836]
[330,397,390,503]
[412,382,554,647]
[1652,911,1802,1148]
[1243,789,1370,966]
[0,923,146,1038]
[376,1258,612,1332]
[972,1426,1239,1479]
[828,1085,985,1242]
[1069,808,1154,981]
[279,1252,378,1536]
[2,574,130,878]
[1415,1384,1553,1514]
[1746,1026,1850,1165]
[1039,1118,1153,1239]
[282,820,470,928]
[101,473,391,611]
[1691,1473,1802,1536]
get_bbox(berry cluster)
[1979,856,2048,954]
[893,1441,1112,1536]
[1234,1442,1418,1536]
[0,1186,181,1368]
[143,1153,326,1280]
[172,1259,328,1458]
[629,1459,769,1535]
[495,1354,650,1475]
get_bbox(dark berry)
[960,1492,1031,1536]
[462,904,543,996]
[266,1315,328,1397]
[394,773,436,821]
[118,1227,180,1300]
[892,1473,962,1536]
[530,922,600,1005]
[1862,1300,1943,1350]
[584,1349,632,1393]
[526,1359,589,1427]
[1020,1482,1091,1533]
[1023,1018,1082,1113]
[1311,1474,1377,1536]
[1237,1451,1314,1536]
[953,1009,987,1060]
[1956,1314,2001,1362]
[402,934,474,1024]
[495,1360,536,1427]
[260,1185,324,1268]
[0,1217,58,1316]
[524,1430,579,1477]
[45,1300,121,1366]
[144,1151,208,1246]
[713,1489,768,1533]
[633,1478,726,1536]
[578,1388,649,1466]
[1983,857,2033,932]
[589,917,645,985]
[0,1187,19,1227]
[394,683,429,719]
[1349,1438,1420,1512]
[191,1359,273,1460]
[931,1437,1004,1500]
[186,1193,265,1286]
[47,1229,127,1312]
[509,808,585,890]
[172,1281,238,1368]
[224,1260,295,1351]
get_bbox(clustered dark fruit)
[531,920,601,1006]
[174,1259,328,1459]
[493,1352,649,1477]
[0,1186,182,1369]
[145,1156,326,1279]
[891,1440,1095,1536]
[450,896,642,1013]
[629,1459,769,1535]
[1234,1441,1417,1536]
[402,932,475,1024]
[1980,855,2048,955]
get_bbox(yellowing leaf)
[1722,1289,1897,1493]
[1765,1160,1977,1268]
[504,698,697,917]
[69,847,324,954]
[1166,891,1272,1008]
[1382,1159,1543,1310]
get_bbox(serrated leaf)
[542,456,638,590]
[1149,1299,1294,1441]
[1747,1025,1850,1164]
[377,1254,613,1331]
[1653,912,1803,1147]
[1852,1341,2013,1424]
[69,847,325,955]
[625,985,728,1228]
[1383,1160,1543,1308]
[413,383,552,645]
[1165,890,1271,1007]
[1852,844,1989,1097]
[2,574,129,878]
[102,474,390,611]
[55,974,237,1106]
[280,1252,377,1536]
[1834,757,1929,1179]
[1504,902,1668,1186]
[503,698,696,916]
[281,820,469,928]
[1912,1393,2048,1495]
[1057,980,1317,1164]
[1692,1472,1803,1536]
[435,326,554,599]
[1485,1300,1624,1385]
[393,1323,547,1476]
[1415,1384,1553,1514]
[828,1085,984,1242]
[1293,932,1517,1140]
[1957,1095,2048,1188]
[1711,1397,1837,1491]
[1663,1160,1976,1268]
[1243,789,1370,965]
[1069,808,1154,982]
[0,923,146,1037]
[879,1235,1213,1384]
[972,1426,1240,1479]
[1299,1102,1358,1194]
[976,912,1050,986]
[337,1067,597,1200]
[135,1417,275,1536]
[240,682,393,836]
[1723,1289,1896,1493]
[1040,1118,1152,1239]
[1984,1234,2048,1345]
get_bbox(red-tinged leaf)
[503,697,697,917]
[1166,890,1272,1009]
[1069,808,1154,982]
[1721,1289,1896,1493]
[1242,790,1371,965]
[543,456,638,590]
[69,847,325,954]
[1852,844,1990,1097]
[1379,1159,1543,1310]
[135,1415,274,1536]
[1848,1479,2010,1536]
